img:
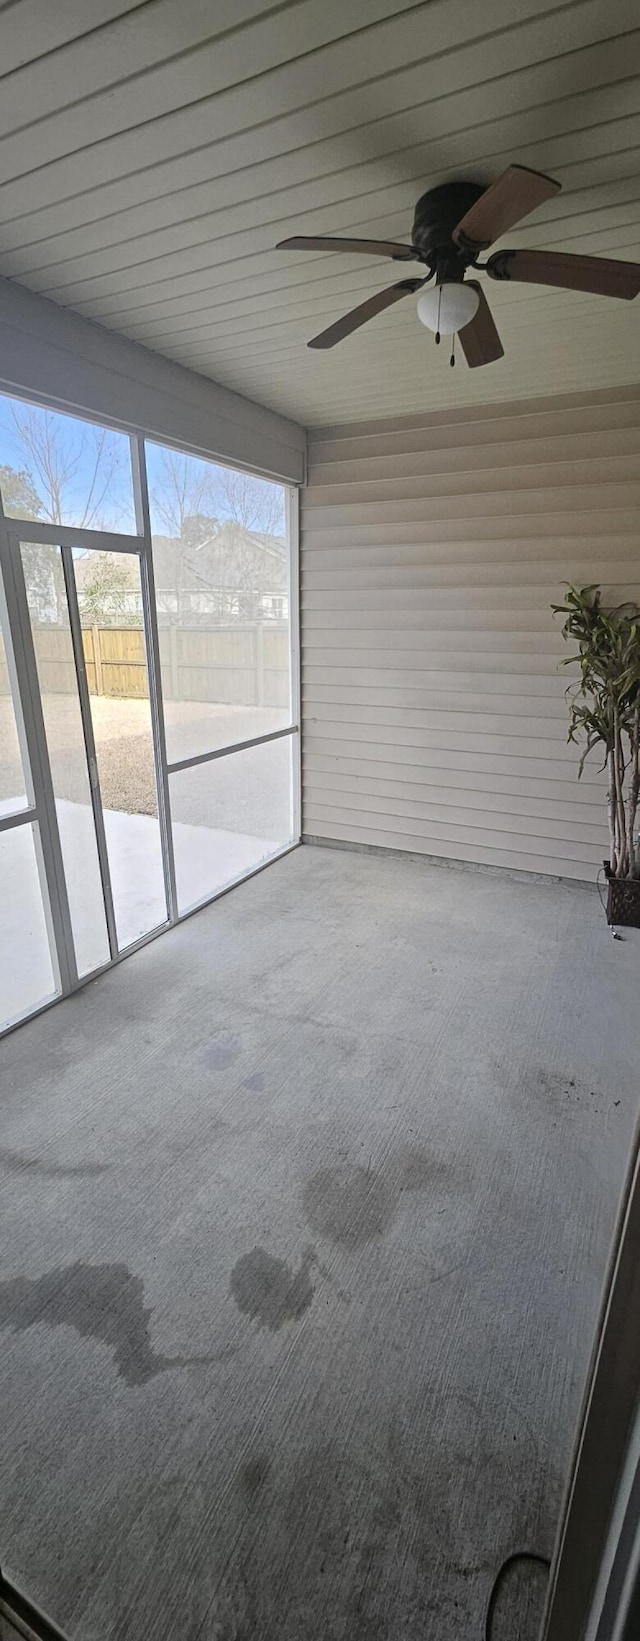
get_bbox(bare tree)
[7,404,126,529]
[149,448,222,619]
[1,407,130,622]
[150,448,218,539]
[214,466,285,538]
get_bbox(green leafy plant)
[551,585,640,879]
[80,552,139,625]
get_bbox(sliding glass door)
[19,539,167,958]
[19,538,112,978]
[0,575,58,1025]
[0,523,170,1029]
[0,397,299,1035]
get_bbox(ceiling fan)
[276,165,640,366]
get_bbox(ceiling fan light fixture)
[279,165,640,361]
[416,280,480,334]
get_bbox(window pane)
[0,822,57,1027]
[0,393,136,531]
[146,441,291,761]
[169,734,295,913]
[21,542,111,978]
[0,596,30,815]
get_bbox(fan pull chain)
[435,283,442,344]
[450,333,456,368]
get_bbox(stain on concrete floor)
[0,1262,215,1386]
[303,1146,442,1250]
[238,1454,271,1501]
[243,1071,266,1093]
[204,1037,241,1070]
[0,1145,111,1179]
[229,1246,316,1331]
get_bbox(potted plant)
[551,584,640,926]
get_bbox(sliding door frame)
[0,435,301,1037]
[287,483,302,845]
[1,516,169,1001]
[130,433,178,923]
[0,496,77,1011]
[58,541,119,961]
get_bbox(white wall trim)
[0,276,305,484]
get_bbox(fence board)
[0,622,289,708]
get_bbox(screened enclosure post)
[286,484,302,843]
[60,545,119,962]
[140,546,178,924]
[0,527,36,817]
[130,433,178,924]
[0,526,77,996]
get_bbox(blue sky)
[0,392,135,530]
[0,392,285,537]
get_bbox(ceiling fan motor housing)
[412,180,486,277]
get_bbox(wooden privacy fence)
[83,625,145,697]
[0,623,289,707]
[157,622,288,707]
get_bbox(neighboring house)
[151,521,289,622]
[73,522,288,624]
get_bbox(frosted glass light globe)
[416,281,479,334]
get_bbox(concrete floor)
[0,845,638,1640]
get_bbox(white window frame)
[0,417,300,1036]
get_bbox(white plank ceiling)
[1,0,640,425]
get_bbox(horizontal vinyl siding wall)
[300,385,640,883]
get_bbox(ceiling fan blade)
[487,247,640,300]
[453,165,561,252]
[307,278,425,349]
[276,235,416,261]
[457,282,504,368]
